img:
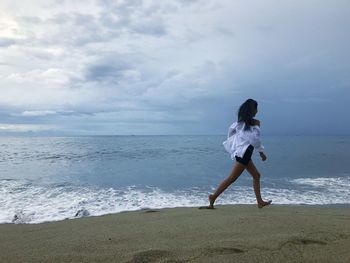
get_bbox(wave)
[1,177,349,224]
[291,176,350,189]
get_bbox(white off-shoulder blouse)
[223,121,264,160]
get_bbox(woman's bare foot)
[198,195,216,209]
[258,200,272,209]
[208,194,215,209]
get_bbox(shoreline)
[3,203,350,225]
[0,205,349,262]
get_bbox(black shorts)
[235,145,254,166]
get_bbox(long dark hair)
[237,99,258,130]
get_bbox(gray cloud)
[0,0,349,135]
[0,38,16,47]
[18,16,43,24]
[84,62,131,83]
[97,1,168,37]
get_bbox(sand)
[0,205,349,263]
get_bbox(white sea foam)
[0,180,210,224]
[283,176,350,205]
[1,177,349,224]
[292,176,350,189]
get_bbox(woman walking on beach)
[207,99,272,209]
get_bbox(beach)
[0,205,349,263]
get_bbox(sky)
[0,0,349,136]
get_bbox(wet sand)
[0,205,349,262]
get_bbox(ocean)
[1,135,349,224]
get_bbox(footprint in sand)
[204,247,245,255]
[142,209,160,213]
[129,249,174,263]
[282,238,327,247]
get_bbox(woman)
[207,99,271,209]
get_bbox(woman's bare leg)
[245,161,272,208]
[208,162,246,208]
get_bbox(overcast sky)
[0,0,349,136]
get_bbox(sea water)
[0,135,349,224]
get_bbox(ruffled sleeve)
[249,126,264,152]
[227,122,238,138]
[222,122,238,153]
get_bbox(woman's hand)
[259,152,267,161]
